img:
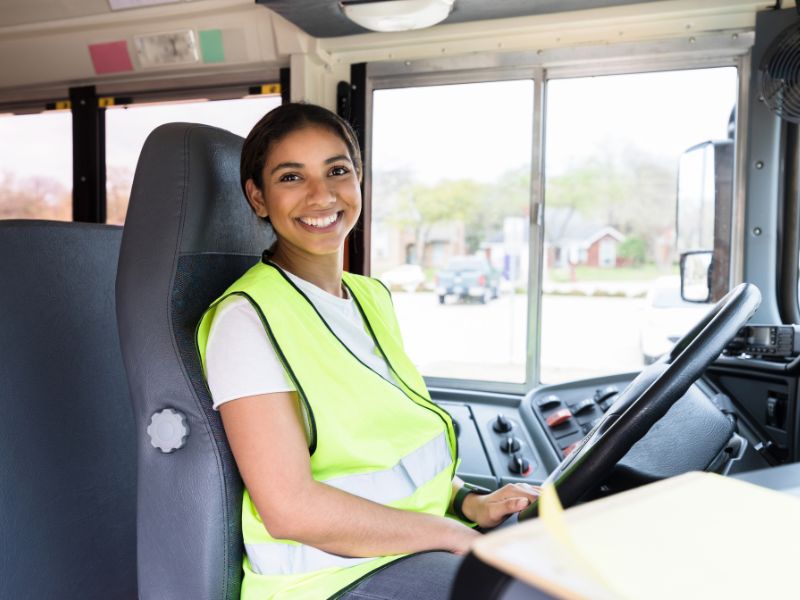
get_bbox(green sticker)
[199,29,224,64]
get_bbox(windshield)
[447,257,485,270]
[652,286,691,308]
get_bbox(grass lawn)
[548,264,678,282]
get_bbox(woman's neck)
[269,245,345,298]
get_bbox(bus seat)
[0,220,137,599]
[116,123,274,600]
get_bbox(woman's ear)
[244,179,268,218]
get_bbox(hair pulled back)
[240,103,362,199]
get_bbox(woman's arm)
[220,391,480,557]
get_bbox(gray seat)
[116,123,274,599]
[0,220,137,599]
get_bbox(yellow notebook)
[472,471,800,600]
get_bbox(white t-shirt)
[204,268,398,410]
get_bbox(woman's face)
[246,126,361,259]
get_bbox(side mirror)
[680,251,713,303]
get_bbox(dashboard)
[434,357,800,492]
[433,374,638,489]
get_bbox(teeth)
[300,213,338,228]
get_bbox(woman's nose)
[306,177,336,206]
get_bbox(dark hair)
[240,103,362,199]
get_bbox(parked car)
[640,276,711,364]
[378,263,426,292]
[435,255,501,304]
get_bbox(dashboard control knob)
[594,385,619,403]
[500,436,521,453]
[536,394,562,410]
[493,414,513,433]
[508,455,532,476]
[546,408,572,428]
[570,398,596,415]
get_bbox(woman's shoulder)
[343,272,392,299]
[223,261,280,292]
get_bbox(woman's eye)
[279,173,300,182]
[329,165,350,176]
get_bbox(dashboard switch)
[508,455,532,476]
[536,394,562,409]
[493,414,513,433]
[563,441,581,457]
[594,385,619,403]
[570,398,596,415]
[500,436,521,453]
[546,408,572,428]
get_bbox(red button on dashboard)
[546,408,572,428]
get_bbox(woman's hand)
[461,483,541,529]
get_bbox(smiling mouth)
[297,211,342,229]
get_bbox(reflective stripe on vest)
[325,431,450,504]
[245,543,373,576]
[245,431,451,576]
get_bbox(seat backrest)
[116,123,274,600]
[0,220,137,600]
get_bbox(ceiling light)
[339,0,455,33]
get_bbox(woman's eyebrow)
[270,161,303,175]
[325,155,351,164]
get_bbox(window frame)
[366,34,750,394]
[0,73,283,225]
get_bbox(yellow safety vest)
[196,261,458,599]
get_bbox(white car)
[640,276,712,364]
[378,264,426,293]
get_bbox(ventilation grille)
[760,22,800,124]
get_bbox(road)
[391,291,647,384]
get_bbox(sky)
[0,66,737,189]
[371,66,737,182]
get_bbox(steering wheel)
[518,282,761,520]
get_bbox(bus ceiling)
[0,0,793,109]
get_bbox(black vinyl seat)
[116,123,274,599]
[0,220,137,600]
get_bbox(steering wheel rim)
[519,282,761,520]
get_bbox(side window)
[105,94,281,224]
[540,67,738,382]
[370,80,534,383]
[0,110,72,220]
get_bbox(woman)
[196,103,539,599]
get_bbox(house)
[544,207,625,268]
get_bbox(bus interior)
[2,0,800,598]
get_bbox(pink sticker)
[89,41,134,75]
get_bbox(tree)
[0,170,70,220]
[544,146,676,262]
[390,179,485,262]
[618,236,647,266]
[467,165,530,252]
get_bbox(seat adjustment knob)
[147,408,189,453]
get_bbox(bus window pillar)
[289,49,349,110]
[69,85,106,223]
